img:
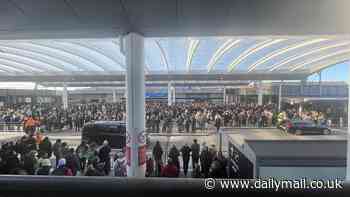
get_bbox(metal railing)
[0,176,346,195]
[146,120,213,134]
[0,122,24,132]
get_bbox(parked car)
[82,121,150,149]
[280,120,332,135]
[82,121,126,149]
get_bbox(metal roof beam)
[186,38,200,72]
[0,72,309,82]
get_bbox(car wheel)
[295,130,302,135]
[323,129,331,135]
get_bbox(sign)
[126,146,131,166]
[138,145,146,166]
[228,142,254,179]
[25,97,32,103]
[137,131,146,144]
[126,145,147,166]
[126,132,130,145]
[126,131,146,167]
[145,92,167,98]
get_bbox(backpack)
[114,159,126,177]
[52,167,73,176]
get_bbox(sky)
[307,61,349,82]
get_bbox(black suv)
[281,120,332,135]
[82,121,126,149]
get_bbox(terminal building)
[0,1,349,190]
[1,81,347,127]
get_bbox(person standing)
[76,141,89,171]
[51,158,73,176]
[191,114,196,133]
[184,115,191,133]
[200,146,212,178]
[22,150,37,175]
[145,156,154,177]
[52,139,62,167]
[168,144,180,176]
[98,140,111,175]
[180,144,191,176]
[190,139,200,170]
[65,148,81,176]
[114,152,127,177]
[39,136,52,158]
[152,141,163,176]
[214,113,222,132]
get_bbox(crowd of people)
[148,139,234,178]
[0,131,235,178]
[0,132,130,176]
[146,102,278,133]
[0,100,345,178]
[0,101,341,135]
[0,103,127,134]
[277,107,329,126]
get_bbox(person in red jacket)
[161,158,178,178]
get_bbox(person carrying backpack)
[51,158,73,176]
[113,152,126,177]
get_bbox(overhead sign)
[25,97,32,103]
[145,92,167,98]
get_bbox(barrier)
[0,123,24,132]
[0,176,347,195]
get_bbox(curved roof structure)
[0,37,348,82]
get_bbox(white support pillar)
[257,81,263,106]
[62,84,68,110]
[319,71,323,96]
[125,33,146,177]
[346,72,350,180]
[33,83,38,105]
[298,104,303,114]
[278,82,282,112]
[172,84,176,105]
[112,89,117,103]
[223,87,226,104]
[168,81,172,106]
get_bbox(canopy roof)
[1,0,349,39]
[0,37,348,82]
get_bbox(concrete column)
[33,83,38,105]
[124,33,146,177]
[223,87,226,104]
[172,84,176,105]
[257,81,263,106]
[319,71,323,96]
[298,104,303,114]
[112,89,117,103]
[241,88,247,104]
[300,80,304,96]
[346,72,350,180]
[168,81,172,106]
[62,84,68,110]
[278,82,282,112]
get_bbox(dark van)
[82,121,126,149]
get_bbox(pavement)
[0,132,25,144]
[222,127,347,141]
[44,126,348,149]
